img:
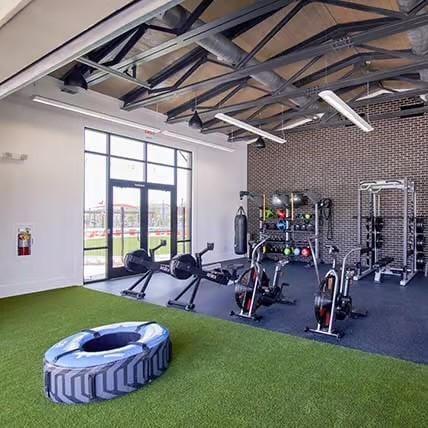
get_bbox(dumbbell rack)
[261,199,321,264]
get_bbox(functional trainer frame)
[354,178,417,287]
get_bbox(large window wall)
[84,129,192,282]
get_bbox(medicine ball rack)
[261,190,322,264]
[354,178,421,287]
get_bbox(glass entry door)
[107,180,176,278]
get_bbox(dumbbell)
[374,217,384,232]
[375,233,383,248]
[416,235,425,251]
[416,253,425,270]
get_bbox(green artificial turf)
[0,287,427,427]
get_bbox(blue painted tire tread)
[44,338,172,404]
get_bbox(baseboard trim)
[0,279,80,299]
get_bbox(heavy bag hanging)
[234,206,248,255]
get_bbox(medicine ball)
[271,192,290,208]
[290,192,307,208]
[301,247,311,258]
[284,247,292,256]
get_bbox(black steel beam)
[315,0,405,18]
[277,104,428,133]
[61,28,136,80]
[358,44,427,62]
[102,25,148,67]
[409,0,428,15]
[122,47,207,103]
[121,2,285,104]
[207,62,428,116]
[294,50,412,88]
[270,17,397,60]
[224,86,428,138]
[172,55,207,88]
[393,76,428,88]
[146,24,178,35]
[204,50,412,132]
[237,0,308,68]
[124,13,428,111]
[87,0,295,86]
[214,84,245,107]
[177,0,215,34]
[166,78,249,119]
[76,57,150,88]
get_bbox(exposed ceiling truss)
[61,0,428,138]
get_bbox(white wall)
[0,77,247,298]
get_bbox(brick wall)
[247,97,427,265]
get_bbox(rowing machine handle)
[150,239,168,257]
[198,243,214,257]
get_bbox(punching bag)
[234,206,248,255]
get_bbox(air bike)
[305,240,368,339]
[231,237,296,321]
[122,241,239,311]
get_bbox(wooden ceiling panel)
[323,0,399,24]
[363,32,411,50]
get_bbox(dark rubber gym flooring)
[87,262,428,364]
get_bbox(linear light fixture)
[32,96,161,133]
[162,130,234,152]
[215,113,286,144]
[318,90,374,132]
[277,113,324,130]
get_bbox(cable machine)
[354,178,418,286]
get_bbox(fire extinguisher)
[17,229,32,256]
